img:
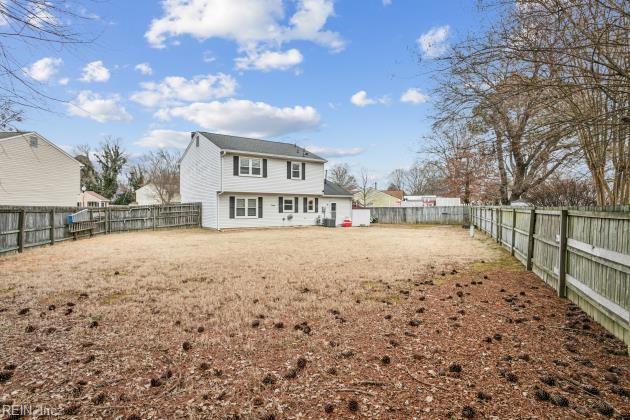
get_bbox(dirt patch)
[0,226,627,418]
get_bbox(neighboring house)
[353,188,402,207]
[180,132,353,229]
[0,131,82,206]
[402,195,462,207]
[77,191,110,207]
[135,183,181,205]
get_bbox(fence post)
[526,208,536,270]
[557,209,568,298]
[510,208,516,256]
[500,209,504,243]
[49,209,55,246]
[17,209,25,253]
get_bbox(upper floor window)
[240,157,262,177]
[29,136,38,148]
[291,162,301,179]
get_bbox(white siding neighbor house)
[0,131,82,206]
[77,190,110,207]
[135,183,181,205]
[180,132,353,229]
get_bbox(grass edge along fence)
[0,202,201,255]
[472,206,629,350]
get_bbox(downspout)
[217,151,225,230]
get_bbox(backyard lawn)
[0,226,628,418]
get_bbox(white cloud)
[383,0,392,5]
[145,0,344,52]
[80,60,111,82]
[23,57,63,82]
[418,25,450,58]
[67,90,132,123]
[350,90,389,107]
[58,77,69,86]
[130,73,237,108]
[400,88,429,104]
[306,145,365,158]
[202,50,216,63]
[135,129,190,149]
[156,99,320,138]
[235,48,303,71]
[135,63,153,75]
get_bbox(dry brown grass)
[1,226,628,419]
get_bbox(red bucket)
[341,217,352,227]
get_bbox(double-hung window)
[291,162,301,179]
[236,197,258,218]
[240,157,262,177]
[307,198,315,212]
[283,198,294,212]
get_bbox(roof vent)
[29,135,38,148]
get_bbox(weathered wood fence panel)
[0,203,201,255]
[471,206,630,349]
[370,206,468,225]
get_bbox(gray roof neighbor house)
[199,132,326,162]
[323,179,353,196]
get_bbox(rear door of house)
[331,202,337,222]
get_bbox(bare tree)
[524,174,598,207]
[442,0,629,204]
[143,150,181,204]
[0,1,98,115]
[356,168,373,207]
[425,122,498,203]
[387,169,406,192]
[327,163,358,190]
[404,160,446,195]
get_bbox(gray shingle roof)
[199,132,326,162]
[324,180,353,196]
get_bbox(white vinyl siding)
[222,154,324,195]
[219,194,352,228]
[180,134,221,228]
[0,134,81,206]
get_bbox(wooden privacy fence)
[471,206,629,348]
[371,206,469,225]
[0,203,201,255]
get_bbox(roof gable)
[0,131,82,166]
[199,132,326,162]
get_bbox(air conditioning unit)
[323,218,336,227]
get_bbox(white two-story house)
[180,132,353,229]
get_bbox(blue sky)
[17,0,490,185]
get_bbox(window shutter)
[294,197,298,213]
[315,198,319,213]
[278,196,283,213]
[233,156,239,176]
[263,159,268,177]
[258,197,263,218]
[301,162,306,180]
[303,197,307,212]
[229,196,235,219]
[287,161,291,179]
